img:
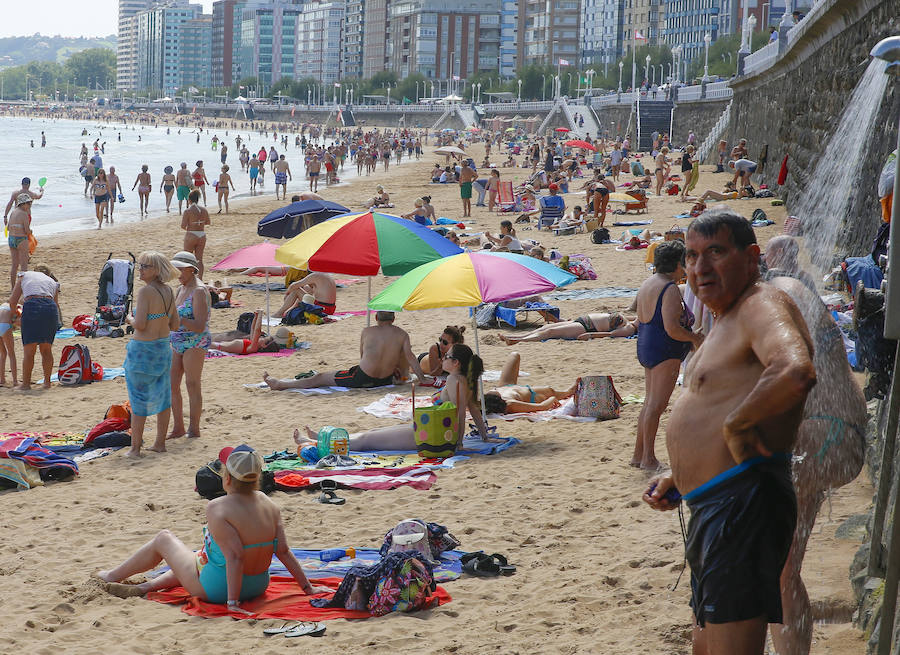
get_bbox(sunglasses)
[439,338,450,346]
[443,354,457,361]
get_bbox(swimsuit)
[315,299,336,315]
[684,453,795,627]
[8,235,26,249]
[503,384,536,403]
[177,185,191,201]
[636,282,693,368]
[249,167,259,179]
[95,194,110,204]
[574,316,596,332]
[334,365,393,388]
[196,526,275,604]
[170,294,211,353]
[164,184,174,192]
[146,285,172,321]
[275,172,288,184]
[188,230,206,238]
[193,172,205,187]
[138,186,151,193]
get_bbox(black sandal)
[317,480,345,505]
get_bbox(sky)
[0,1,216,39]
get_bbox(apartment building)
[517,0,581,68]
[117,0,154,90]
[134,0,209,92]
[181,14,213,88]
[499,0,518,77]
[296,1,345,84]
[622,0,664,52]
[581,0,624,71]
[661,0,720,62]
[236,2,303,88]
[343,0,366,78]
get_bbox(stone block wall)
[671,98,731,151]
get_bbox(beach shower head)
[871,36,900,74]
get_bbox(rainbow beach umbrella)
[367,252,576,312]
[274,211,462,276]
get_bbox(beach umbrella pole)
[265,270,271,327]
[471,309,489,435]
[367,277,372,326]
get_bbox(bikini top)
[201,526,277,569]
[146,285,172,321]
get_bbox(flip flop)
[263,622,301,635]
[461,551,500,577]
[488,553,517,576]
[318,489,345,505]
[294,370,317,379]
[285,622,326,637]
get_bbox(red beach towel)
[777,155,789,186]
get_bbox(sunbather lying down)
[211,311,281,354]
[498,311,632,344]
[484,352,576,414]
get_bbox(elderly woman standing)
[169,251,210,440]
[9,265,60,390]
[633,240,703,469]
[124,252,179,457]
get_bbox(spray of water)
[793,58,889,276]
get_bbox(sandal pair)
[263,621,326,637]
[460,551,516,577]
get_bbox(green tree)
[64,47,115,88]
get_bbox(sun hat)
[218,444,262,482]
[274,326,292,346]
[15,193,33,206]
[170,251,200,271]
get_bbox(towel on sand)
[361,393,594,423]
[245,382,396,395]
[147,575,451,620]
[206,342,311,359]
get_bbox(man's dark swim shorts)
[684,454,796,627]
[334,365,393,389]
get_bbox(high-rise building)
[297,1,345,84]
[499,0,517,77]
[117,0,153,90]
[581,0,624,74]
[343,0,366,78]
[236,1,303,90]
[385,0,500,81]
[517,0,581,69]
[212,0,238,87]
[661,0,720,64]
[622,0,664,54]
[181,14,213,89]
[134,0,209,92]
[362,0,391,78]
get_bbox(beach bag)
[665,225,685,241]
[591,227,610,244]
[412,383,461,458]
[381,519,460,559]
[367,555,438,616]
[236,311,255,333]
[317,426,349,457]
[104,401,132,423]
[383,519,434,560]
[573,375,623,420]
[58,345,93,385]
[195,458,276,499]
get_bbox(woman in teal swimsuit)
[97,447,330,608]
[483,351,577,414]
[169,251,211,440]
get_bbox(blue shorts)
[275,172,287,185]
[21,297,58,345]
[249,168,259,179]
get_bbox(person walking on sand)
[123,252,179,457]
[107,166,123,223]
[6,193,34,289]
[91,169,111,228]
[9,265,60,391]
[160,166,176,213]
[132,164,152,217]
[458,161,476,218]
[181,190,210,278]
[169,251,211,441]
[192,161,209,205]
[644,209,816,655]
[216,165,235,214]
[274,155,292,200]
[307,155,321,193]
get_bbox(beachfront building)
[499,0,517,77]
[385,0,501,81]
[117,0,156,90]
[516,0,581,68]
[343,0,366,78]
[362,0,391,78]
[661,0,720,64]
[235,1,303,91]
[623,0,665,51]
[134,0,210,93]
[580,0,625,74]
[181,14,213,90]
[296,1,345,85]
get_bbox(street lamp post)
[617,60,623,100]
[737,0,753,75]
[703,32,712,82]
[517,78,522,102]
[541,74,546,101]
[477,82,481,104]
[567,72,572,95]
[645,54,651,87]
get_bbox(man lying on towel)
[263,311,427,390]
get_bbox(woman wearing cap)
[160,166,176,213]
[6,193,33,289]
[96,447,331,605]
[169,251,211,440]
[8,265,60,390]
[132,164,152,217]
[181,190,210,278]
[124,252,179,457]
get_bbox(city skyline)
[0,0,216,39]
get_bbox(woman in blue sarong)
[124,251,179,458]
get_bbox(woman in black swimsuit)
[161,165,176,213]
[419,325,465,376]
[498,312,630,345]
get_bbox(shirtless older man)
[262,311,426,390]
[4,177,43,225]
[273,271,337,316]
[274,155,292,200]
[643,209,816,655]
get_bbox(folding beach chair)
[537,197,564,230]
[497,181,517,212]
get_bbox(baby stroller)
[90,253,136,338]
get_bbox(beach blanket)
[206,342,311,359]
[0,457,42,489]
[0,435,79,477]
[361,393,593,423]
[55,328,78,339]
[41,366,126,384]
[612,220,652,226]
[546,287,638,301]
[0,431,124,463]
[274,466,441,491]
[147,576,450,620]
[233,282,287,292]
[244,382,396,395]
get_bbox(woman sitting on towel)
[295,343,491,449]
[211,310,281,354]
[96,447,331,607]
[418,325,465,376]
[483,352,576,414]
[498,311,632,345]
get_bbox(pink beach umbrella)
[211,241,285,323]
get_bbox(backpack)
[58,345,93,385]
[752,208,768,223]
[591,227,610,244]
[105,401,132,423]
[195,458,275,499]
[236,311,255,333]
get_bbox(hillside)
[0,34,116,69]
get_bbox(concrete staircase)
[697,100,732,164]
[341,107,356,126]
[637,100,674,151]
[561,100,601,141]
[431,108,453,130]
[456,106,477,128]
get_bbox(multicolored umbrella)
[274,212,463,277]
[565,139,596,151]
[367,252,576,311]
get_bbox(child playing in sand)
[0,302,19,386]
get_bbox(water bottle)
[319,547,356,562]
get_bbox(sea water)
[0,115,393,237]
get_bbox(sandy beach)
[0,133,868,654]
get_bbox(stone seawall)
[672,98,730,151]
[727,0,900,256]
